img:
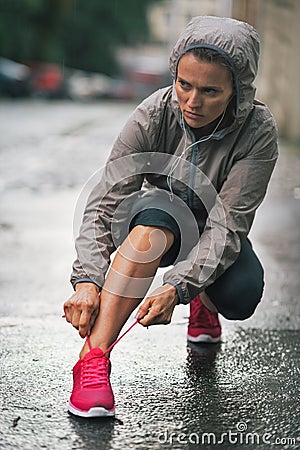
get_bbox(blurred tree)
[0,0,160,74]
[0,0,65,62]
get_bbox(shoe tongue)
[84,347,105,360]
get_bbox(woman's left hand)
[135,283,178,326]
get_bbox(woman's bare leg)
[80,225,174,358]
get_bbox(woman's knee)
[218,277,264,320]
[207,240,265,320]
[124,225,174,263]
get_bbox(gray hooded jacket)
[71,16,278,304]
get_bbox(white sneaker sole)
[68,402,115,418]
[187,333,221,344]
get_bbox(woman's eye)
[204,88,217,95]
[178,80,190,89]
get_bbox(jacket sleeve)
[163,115,278,304]
[70,102,156,289]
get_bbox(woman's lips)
[184,110,204,120]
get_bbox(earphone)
[167,103,229,201]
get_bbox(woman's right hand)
[63,282,100,338]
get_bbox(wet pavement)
[0,99,299,449]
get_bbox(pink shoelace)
[62,314,139,355]
[85,319,139,355]
[81,320,139,389]
[81,354,110,388]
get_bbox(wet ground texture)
[0,100,299,449]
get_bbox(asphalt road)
[0,99,299,450]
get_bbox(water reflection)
[68,414,115,450]
[186,341,221,378]
[180,342,227,431]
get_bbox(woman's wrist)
[75,282,100,293]
[165,283,179,304]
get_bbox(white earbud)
[167,104,229,201]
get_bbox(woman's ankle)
[79,340,111,359]
[79,342,89,359]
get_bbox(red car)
[28,62,65,97]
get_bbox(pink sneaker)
[68,347,115,418]
[187,295,222,343]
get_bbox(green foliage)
[0,0,160,74]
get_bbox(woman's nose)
[187,90,202,109]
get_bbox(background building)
[149,0,233,48]
[252,0,300,141]
[146,0,300,141]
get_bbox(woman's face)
[175,53,233,129]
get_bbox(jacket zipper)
[187,135,198,208]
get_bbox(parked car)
[28,62,65,98]
[105,77,136,100]
[66,70,111,100]
[0,57,31,97]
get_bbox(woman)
[63,16,278,417]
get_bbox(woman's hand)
[63,282,100,338]
[135,283,178,327]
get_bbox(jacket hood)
[169,16,260,126]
